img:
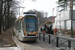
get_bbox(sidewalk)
[0,47,19,50]
[0,28,16,47]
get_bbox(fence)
[39,32,75,48]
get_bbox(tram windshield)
[24,18,38,32]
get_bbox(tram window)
[21,20,23,30]
[24,19,38,31]
[17,21,19,30]
[19,20,21,30]
[34,19,38,31]
[15,20,19,30]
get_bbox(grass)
[13,31,16,36]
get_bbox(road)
[13,36,55,50]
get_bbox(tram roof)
[24,14,37,17]
[23,12,37,17]
[15,16,23,23]
[23,12,36,14]
[15,14,37,23]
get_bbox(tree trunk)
[0,0,3,34]
[7,1,10,29]
[3,18,4,31]
[0,21,2,34]
[5,16,7,30]
[4,2,7,30]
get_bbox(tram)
[14,12,38,41]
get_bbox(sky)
[17,0,58,17]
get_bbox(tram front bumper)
[24,36,38,38]
[22,36,38,41]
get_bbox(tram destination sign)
[26,16,36,19]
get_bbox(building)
[53,10,75,30]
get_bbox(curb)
[12,36,21,50]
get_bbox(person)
[54,28,57,35]
[44,24,47,28]
[42,24,47,33]
[40,27,42,32]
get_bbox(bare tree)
[2,0,19,31]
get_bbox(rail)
[39,32,75,48]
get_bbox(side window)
[24,19,27,30]
[19,20,21,30]
[15,20,19,30]
[21,20,23,30]
[35,19,38,31]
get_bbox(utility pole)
[59,13,61,30]
[70,0,73,37]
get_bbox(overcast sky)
[17,0,58,17]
